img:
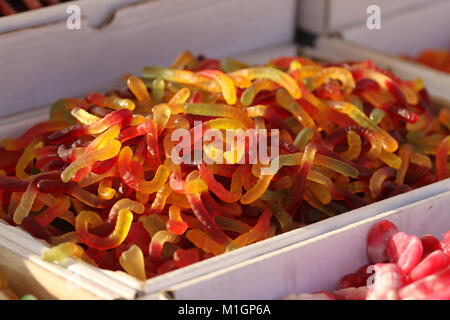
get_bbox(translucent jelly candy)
[367,220,399,263]
[314,66,355,95]
[409,250,449,281]
[2,121,66,151]
[85,92,135,111]
[366,263,406,300]
[327,101,398,152]
[76,209,133,250]
[228,67,301,99]
[119,244,146,281]
[398,266,450,300]
[0,51,447,282]
[118,146,170,194]
[197,70,237,105]
[42,242,96,265]
[127,75,152,104]
[141,67,221,93]
[226,206,271,251]
[403,49,450,74]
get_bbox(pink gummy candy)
[367,220,399,263]
[366,263,406,300]
[410,250,449,282]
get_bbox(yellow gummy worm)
[168,205,183,222]
[293,127,314,151]
[71,107,101,125]
[410,151,431,169]
[150,231,179,252]
[16,139,43,180]
[76,209,133,249]
[170,50,197,69]
[169,88,191,104]
[328,101,398,152]
[241,79,279,107]
[378,149,402,170]
[276,88,316,129]
[152,78,165,103]
[166,103,253,129]
[152,104,171,131]
[341,130,362,160]
[306,180,332,205]
[198,70,237,105]
[240,173,274,205]
[245,105,267,118]
[314,66,355,95]
[148,184,172,214]
[186,229,225,256]
[204,118,248,131]
[395,144,414,184]
[119,146,170,194]
[220,57,248,73]
[13,182,37,225]
[369,167,394,198]
[215,216,250,234]
[88,125,121,151]
[98,178,116,200]
[127,75,152,103]
[106,96,135,111]
[61,139,121,183]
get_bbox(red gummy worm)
[118,121,155,143]
[47,109,132,144]
[91,157,118,175]
[34,197,70,226]
[200,192,233,218]
[21,216,51,242]
[186,193,230,246]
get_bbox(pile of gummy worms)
[1,51,450,281]
[0,0,63,16]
